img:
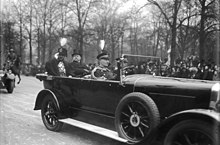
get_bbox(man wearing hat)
[4,48,21,71]
[91,51,117,80]
[6,49,17,65]
[45,47,70,76]
[3,48,22,84]
[68,49,90,77]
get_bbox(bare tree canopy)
[0,0,219,68]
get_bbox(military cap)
[58,47,67,57]
[97,50,109,59]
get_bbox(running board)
[59,118,128,143]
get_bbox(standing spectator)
[194,63,204,79]
[203,64,213,80]
[212,65,219,81]
[179,62,190,78]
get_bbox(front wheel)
[41,95,63,131]
[164,120,219,145]
[115,92,160,144]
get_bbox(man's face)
[99,55,110,67]
[72,55,81,63]
[58,54,65,61]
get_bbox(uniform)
[45,48,70,76]
[91,66,116,80]
[91,50,117,80]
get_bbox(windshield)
[120,54,162,76]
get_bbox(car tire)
[115,92,160,144]
[6,80,15,93]
[164,119,219,145]
[41,95,63,132]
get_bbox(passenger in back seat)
[68,49,90,77]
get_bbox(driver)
[91,51,117,80]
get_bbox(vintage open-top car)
[34,54,220,145]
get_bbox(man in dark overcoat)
[45,47,70,76]
[68,49,90,77]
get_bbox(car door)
[79,79,122,115]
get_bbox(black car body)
[34,54,220,145]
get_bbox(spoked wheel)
[115,93,160,144]
[41,95,63,131]
[164,120,219,145]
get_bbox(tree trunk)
[42,17,46,64]
[29,0,33,65]
[19,16,23,60]
[170,0,178,66]
[79,31,84,63]
[37,28,40,65]
[199,0,206,62]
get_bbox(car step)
[59,118,128,143]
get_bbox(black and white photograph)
[0,0,220,145]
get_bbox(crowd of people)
[142,57,220,81]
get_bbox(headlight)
[209,83,220,112]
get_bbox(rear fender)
[34,89,60,110]
[158,109,220,134]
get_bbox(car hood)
[122,74,216,90]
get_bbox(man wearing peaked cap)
[45,47,70,76]
[96,50,109,59]
[91,50,117,80]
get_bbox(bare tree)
[147,0,183,66]
[91,0,129,64]
[63,0,97,62]
[196,0,217,61]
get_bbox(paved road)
[0,76,125,145]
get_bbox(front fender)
[158,109,220,132]
[168,109,220,122]
[34,89,60,110]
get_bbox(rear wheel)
[41,95,63,131]
[164,120,219,145]
[115,92,160,144]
